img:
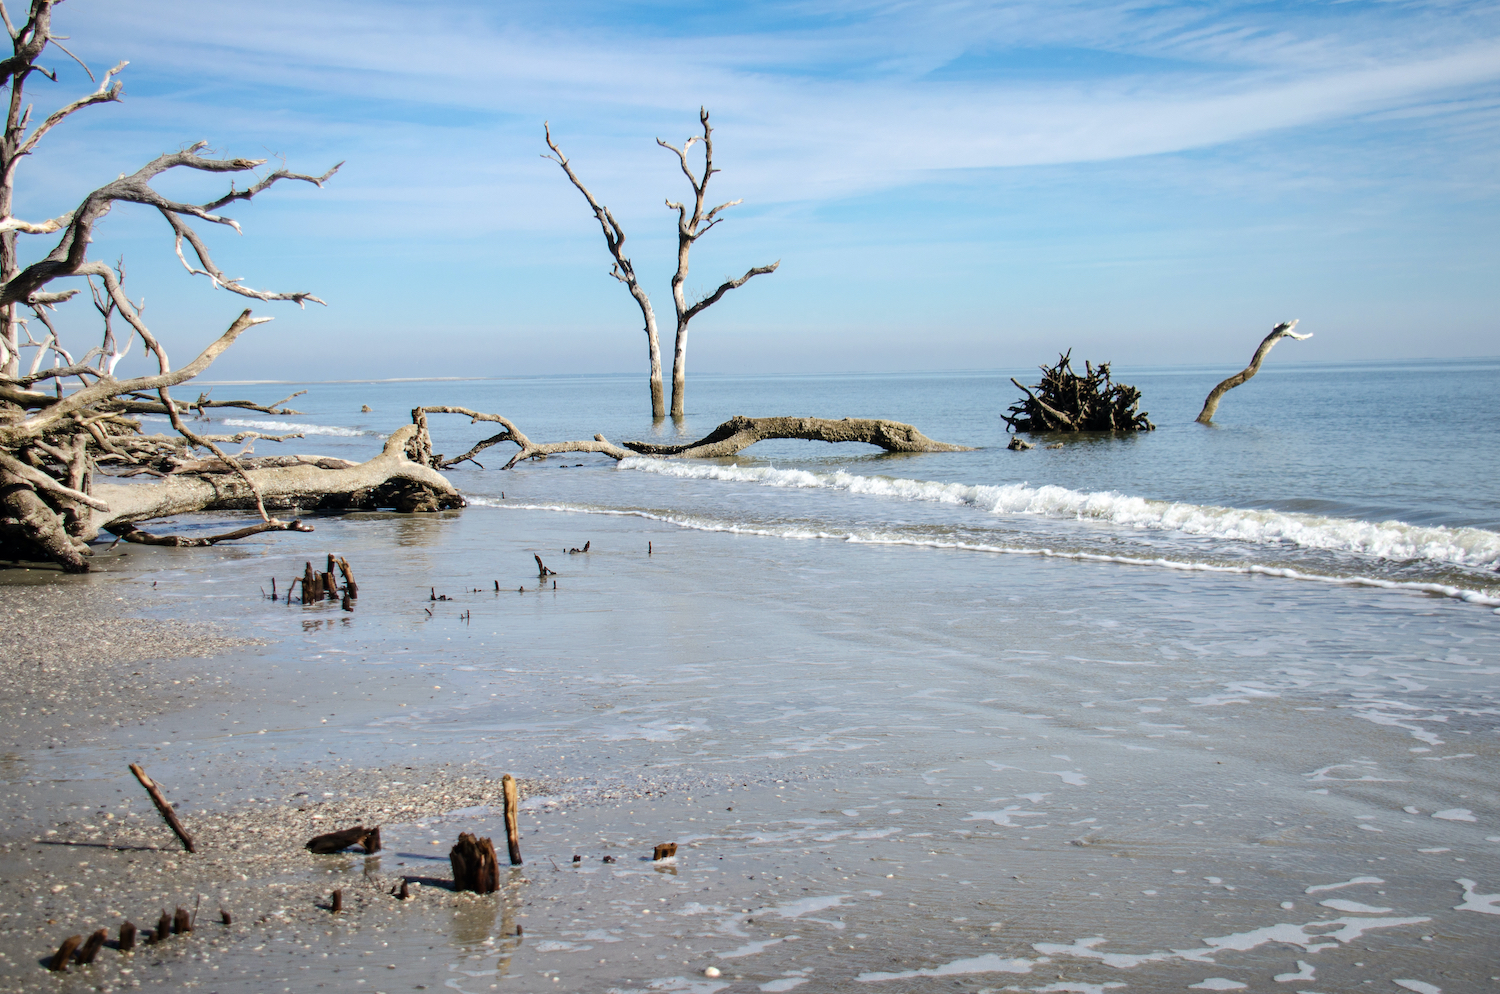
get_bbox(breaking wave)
[615,458,1500,570]
[465,498,1500,608]
[220,417,370,437]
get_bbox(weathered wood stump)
[305,825,381,854]
[118,921,137,952]
[47,935,82,971]
[653,842,678,860]
[502,773,523,866]
[76,929,107,965]
[450,832,500,894]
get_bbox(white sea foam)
[856,952,1040,982]
[616,458,1500,569]
[220,417,369,437]
[467,499,1500,607]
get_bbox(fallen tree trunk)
[410,406,630,470]
[1196,320,1310,425]
[623,416,973,458]
[82,425,462,543]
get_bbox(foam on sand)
[1454,879,1500,915]
[856,952,1041,982]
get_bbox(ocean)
[19,359,1500,992]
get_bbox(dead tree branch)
[544,123,665,419]
[409,406,630,471]
[1195,320,1311,425]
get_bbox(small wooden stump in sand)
[172,907,192,935]
[450,832,500,893]
[75,929,107,965]
[502,773,523,866]
[47,935,82,971]
[653,842,678,861]
[330,889,343,914]
[118,921,137,952]
[153,911,171,943]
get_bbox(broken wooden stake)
[128,763,196,853]
[391,878,410,900]
[220,909,231,926]
[118,920,137,952]
[653,842,678,861]
[47,935,82,971]
[173,907,192,934]
[304,561,318,603]
[449,832,500,894]
[535,554,555,577]
[330,889,343,913]
[305,825,381,854]
[336,556,358,598]
[75,928,107,965]
[502,772,523,866]
[154,910,170,942]
[341,592,353,611]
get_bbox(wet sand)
[1,509,1497,994]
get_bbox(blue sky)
[14,0,1499,380]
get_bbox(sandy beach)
[2,500,1496,993]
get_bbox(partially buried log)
[128,764,195,853]
[305,825,382,854]
[1195,320,1311,425]
[450,832,500,894]
[1004,350,1153,433]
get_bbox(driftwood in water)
[625,416,973,458]
[409,408,970,470]
[1196,320,1310,425]
[653,842,678,860]
[306,825,382,854]
[502,773,523,866]
[450,832,500,893]
[1004,351,1154,433]
[128,764,195,853]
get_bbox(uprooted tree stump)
[1004,351,1154,433]
[450,832,500,894]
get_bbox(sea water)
[60,361,1500,990]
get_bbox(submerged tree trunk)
[624,416,973,458]
[1196,320,1310,425]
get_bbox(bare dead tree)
[543,124,665,419]
[658,108,778,417]
[0,4,468,571]
[1195,320,1311,425]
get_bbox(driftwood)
[305,825,382,854]
[128,763,194,853]
[450,832,500,894]
[1004,351,1153,433]
[624,416,973,458]
[653,842,677,860]
[118,921,137,952]
[1196,320,1310,424]
[407,409,972,469]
